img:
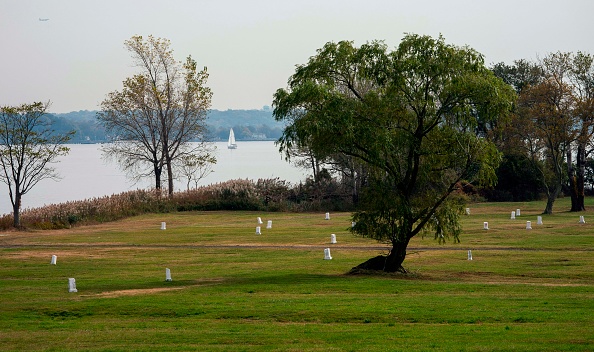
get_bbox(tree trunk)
[351,238,410,273]
[154,164,162,191]
[164,142,174,196]
[567,148,580,211]
[12,193,21,228]
[576,144,586,211]
[568,174,580,211]
[384,240,409,273]
[166,158,174,196]
[543,183,562,215]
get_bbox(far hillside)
[48,107,284,143]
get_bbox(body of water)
[0,141,308,215]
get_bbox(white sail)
[227,128,237,149]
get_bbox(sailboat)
[227,128,237,149]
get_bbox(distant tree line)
[47,108,284,143]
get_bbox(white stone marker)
[255,226,261,235]
[50,255,57,265]
[579,215,586,224]
[537,216,543,225]
[330,234,337,244]
[266,220,272,229]
[465,208,471,215]
[516,209,521,216]
[511,211,516,220]
[325,212,330,220]
[351,221,356,228]
[257,217,263,224]
[165,268,172,282]
[468,250,473,261]
[161,222,166,230]
[68,278,78,293]
[324,248,332,260]
[526,221,532,230]
[483,222,489,230]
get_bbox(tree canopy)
[273,34,515,272]
[98,35,214,195]
[0,102,74,227]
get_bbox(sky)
[1,0,594,113]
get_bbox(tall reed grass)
[0,177,353,230]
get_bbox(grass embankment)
[0,198,593,351]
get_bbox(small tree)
[0,102,74,227]
[178,147,216,191]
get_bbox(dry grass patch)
[89,278,225,298]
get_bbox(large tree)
[566,51,594,211]
[98,35,213,195]
[273,35,515,272]
[516,75,575,214]
[0,102,74,227]
[496,52,594,214]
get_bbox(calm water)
[0,141,307,215]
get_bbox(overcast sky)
[1,0,593,113]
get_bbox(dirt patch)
[92,286,187,298]
[0,246,148,260]
[87,278,224,299]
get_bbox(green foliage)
[486,153,543,201]
[273,35,515,267]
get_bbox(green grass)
[1,198,593,351]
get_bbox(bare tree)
[177,144,216,190]
[98,35,214,195]
[0,102,74,227]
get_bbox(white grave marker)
[161,222,166,230]
[325,212,330,220]
[266,220,272,229]
[165,268,172,282]
[351,221,356,228]
[510,211,516,220]
[50,255,57,265]
[483,222,489,230]
[324,248,332,260]
[255,226,261,235]
[526,221,532,230]
[537,216,543,225]
[68,278,78,293]
[467,250,473,261]
[579,215,586,224]
[330,234,336,244]
[516,209,521,216]
[465,208,471,215]
[257,217,263,224]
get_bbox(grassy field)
[1,198,593,351]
